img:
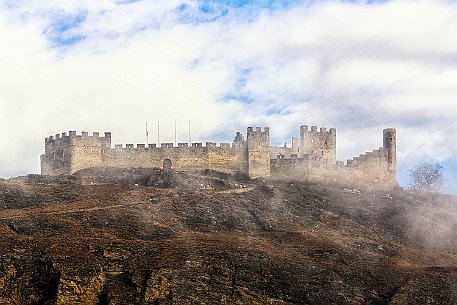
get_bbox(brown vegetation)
[1,169,456,304]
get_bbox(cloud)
[0,0,456,193]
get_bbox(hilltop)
[1,169,456,304]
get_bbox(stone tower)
[383,128,396,173]
[246,127,270,178]
[299,125,336,163]
[41,131,111,175]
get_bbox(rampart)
[270,127,397,189]
[41,125,397,190]
[40,131,111,175]
[103,141,246,175]
[41,133,249,176]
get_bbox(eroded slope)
[1,171,457,304]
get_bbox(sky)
[0,0,456,194]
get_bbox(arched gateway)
[163,159,172,171]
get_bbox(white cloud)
[0,0,456,192]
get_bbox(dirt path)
[215,186,255,194]
[0,185,257,221]
[0,200,149,221]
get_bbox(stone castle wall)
[42,135,248,176]
[101,143,246,174]
[41,134,73,175]
[247,127,270,178]
[41,132,111,175]
[71,132,111,173]
[300,125,337,163]
[270,158,345,182]
[270,128,397,189]
[41,125,397,190]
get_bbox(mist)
[0,0,456,193]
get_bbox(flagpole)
[174,120,177,147]
[188,119,191,145]
[157,120,160,146]
[146,121,149,146]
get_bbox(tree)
[409,162,444,192]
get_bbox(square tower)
[299,125,336,163]
[246,127,270,178]
[41,131,111,175]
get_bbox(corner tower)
[247,127,270,178]
[41,131,111,175]
[383,128,396,173]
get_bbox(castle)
[40,125,397,189]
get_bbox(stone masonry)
[41,125,397,189]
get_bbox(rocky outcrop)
[1,173,457,304]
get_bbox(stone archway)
[163,159,172,171]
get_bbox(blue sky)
[0,0,456,194]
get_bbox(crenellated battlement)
[246,126,270,178]
[346,147,388,167]
[300,125,336,135]
[45,131,111,143]
[40,125,397,189]
[111,142,238,150]
[299,125,336,164]
[247,126,269,137]
[42,131,111,175]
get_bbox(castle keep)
[40,126,397,189]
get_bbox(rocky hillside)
[1,169,457,304]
